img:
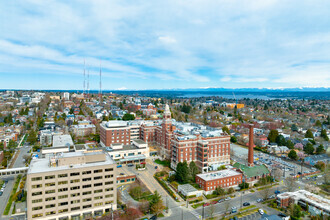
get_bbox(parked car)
[268,195,275,199]
[225,197,231,201]
[127,163,134,167]
[243,202,250,206]
[259,209,264,215]
[231,207,237,213]
[203,203,210,207]
[275,190,281,194]
[0,191,3,196]
[155,166,158,169]
[117,164,122,168]
[211,200,217,204]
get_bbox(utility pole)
[240,191,243,208]
[202,205,205,220]
[181,208,183,220]
[166,196,168,213]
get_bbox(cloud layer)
[1,0,330,89]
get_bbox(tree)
[288,150,298,160]
[315,120,322,127]
[316,144,325,154]
[209,203,216,219]
[284,177,297,192]
[222,126,230,134]
[305,129,314,139]
[150,191,164,215]
[27,130,37,145]
[122,113,135,121]
[276,135,286,146]
[320,129,329,141]
[176,161,189,184]
[213,186,225,196]
[188,161,199,182]
[230,136,237,143]
[291,124,298,132]
[268,130,279,143]
[260,187,271,200]
[304,142,314,155]
[286,140,294,149]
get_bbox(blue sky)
[1,0,330,90]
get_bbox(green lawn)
[154,159,171,167]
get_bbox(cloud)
[1,0,330,89]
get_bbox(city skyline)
[1,1,330,90]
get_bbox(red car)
[203,203,210,207]
[211,200,217,204]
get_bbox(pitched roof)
[233,163,270,178]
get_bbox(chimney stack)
[248,124,254,167]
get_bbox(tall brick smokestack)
[248,124,254,167]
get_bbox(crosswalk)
[189,209,202,220]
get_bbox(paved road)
[13,145,31,168]
[0,178,15,217]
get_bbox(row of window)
[31,168,114,181]
[31,183,114,196]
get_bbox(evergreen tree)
[320,129,329,141]
[305,129,314,139]
[303,142,314,155]
[222,126,230,134]
[176,161,189,184]
[316,144,325,154]
[189,161,199,182]
[268,129,279,143]
[288,150,298,160]
[276,135,286,146]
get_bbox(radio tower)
[87,68,90,99]
[99,59,102,104]
[83,59,86,96]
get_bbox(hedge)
[4,175,22,215]
[154,175,179,202]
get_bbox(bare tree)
[224,201,231,215]
[284,177,297,192]
[273,168,283,181]
[209,203,216,219]
[260,187,271,200]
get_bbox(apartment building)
[196,169,242,193]
[27,150,117,220]
[71,121,96,137]
[100,121,131,146]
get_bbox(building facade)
[27,150,117,220]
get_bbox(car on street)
[218,199,224,203]
[275,190,281,194]
[155,166,158,169]
[231,207,237,213]
[203,203,210,207]
[257,198,264,203]
[225,197,231,201]
[243,202,250,206]
[117,164,122,168]
[278,213,290,220]
[258,209,264,215]
[268,195,275,199]
[127,163,134,167]
[0,191,3,196]
[211,200,217,204]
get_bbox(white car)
[259,209,264,215]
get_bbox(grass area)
[257,185,273,191]
[192,203,204,209]
[239,205,256,212]
[12,204,16,215]
[3,175,22,215]
[154,159,171,167]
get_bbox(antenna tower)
[87,68,90,99]
[99,59,102,103]
[83,59,86,95]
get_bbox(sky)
[1,0,330,90]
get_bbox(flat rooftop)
[197,169,241,181]
[277,190,330,212]
[52,134,74,147]
[28,151,115,174]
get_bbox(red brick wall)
[196,173,243,191]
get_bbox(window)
[70,172,80,176]
[45,175,55,180]
[46,211,56,216]
[105,175,113,179]
[82,191,92,195]
[94,183,103,187]
[70,186,80,190]
[83,198,92,202]
[94,176,102,180]
[58,174,68,178]
[83,205,92,209]
[94,169,102,173]
[46,204,55,209]
[45,197,55,202]
[45,190,55,194]
[83,177,91,182]
[58,181,68,185]
[83,184,91,189]
[58,195,68,199]
[32,206,43,211]
[58,188,68,192]
[105,201,113,204]
[105,194,113,198]
[59,202,68,206]
[71,199,80,204]
[58,209,68,213]
[32,214,43,218]
[94,196,103,200]
[32,199,42,203]
[105,188,113,192]
[71,193,80,197]
[94,189,102,194]
[94,202,103,207]
[45,182,55,187]
[105,168,113,172]
[32,184,42,189]
[71,207,80,211]
[70,179,80,183]
[105,181,113,185]
[32,191,42,196]
[82,170,91,175]
[32,177,42,181]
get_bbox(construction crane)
[232,92,238,108]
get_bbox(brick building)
[100,121,131,146]
[196,169,243,193]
